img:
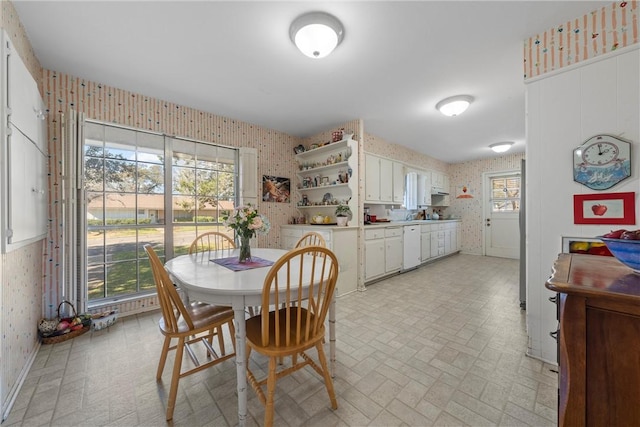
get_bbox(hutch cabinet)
[546,253,640,426]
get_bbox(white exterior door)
[484,171,521,259]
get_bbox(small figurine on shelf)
[332,128,344,142]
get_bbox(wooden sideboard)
[546,253,640,426]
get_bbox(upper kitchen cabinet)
[431,171,445,189]
[365,153,403,204]
[417,173,432,207]
[392,162,404,204]
[431,171,451,207]
[295,137,358,223]
[1,31,48,252]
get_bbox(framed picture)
[573,192,635,224]
[262,176,290,203]
[321,176,330,186]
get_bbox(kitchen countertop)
[282,220,460,230]
[363,219,460,228]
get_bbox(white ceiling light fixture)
[436,95,474,117]
[489,142,514,153]
[290,11,344,59]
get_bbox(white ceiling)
[13,1,610,163]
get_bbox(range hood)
[431,187,449,195]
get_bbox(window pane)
[87,229,105,264]
[87,264,105,300]
[137,194,164,225]
[138,228,165,259]
[172,166,195,195]
[137,162,164,194]
[84,157,104,192]
[490,175,520,212]
[174,226,197,256]
[105,194,136,223]
[105,228,137,260]
[87,192,104,225]
[106,260,137,297]
[105,159,136,192]
[174,196,195,223]
[138,259,155,292]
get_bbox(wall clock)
[573,134,631,190]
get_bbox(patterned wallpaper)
[41,70,308,317]
[0,0,41,86]
[448,153,525,255]
[524,1,639,79]
[1,1,44,412]
[363,132,449,173]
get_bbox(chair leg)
[216,326,226,355]
[166,337,185,421]
[315,342,338,410]
[264,356,278,427]
[157,336,171,381]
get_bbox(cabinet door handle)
[549,295,557,304]
[549,330,559,341]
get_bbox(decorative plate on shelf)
[323,193,333,203]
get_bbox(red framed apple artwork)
[573,192,636,224]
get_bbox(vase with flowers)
[222,204,271,263]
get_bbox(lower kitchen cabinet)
[280,225,358,296]
[364,220,461,284]
[431,225,445,258]
[420,224,431,262]
[546,253,640,426]
[384,227,403,273]
[364,228,386,280]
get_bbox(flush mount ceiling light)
[436,95,474,117]
[290,11,344,59]
[490,142,515,153]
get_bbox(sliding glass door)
[83,122,237,305]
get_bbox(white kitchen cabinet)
[417,173,432,207]
[392,161,405,204]
[431,224,446,258]
[385,227,403,273]
[379,158,393,202]
[444,229,452,253]
[432,171,444,188]
[280,225,358,296]
[420,224,432,262]
[365,153,381,202]
[295,138,358,223]
[2,30,48,252]
[364,154,394,203]
[364,228,386,280]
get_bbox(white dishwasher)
[403,225,421,271]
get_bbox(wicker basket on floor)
[39,301,92,345]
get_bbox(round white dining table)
[164,248,337,426]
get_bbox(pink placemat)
[211,256,274,271]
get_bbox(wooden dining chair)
[144,244,236,421]
[294,231,327,248]
[245,246,339,427]
[188,231,236,254]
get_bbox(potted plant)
[335,204,351,226]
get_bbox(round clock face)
[582,141,619,165]
[573,135,632,190]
